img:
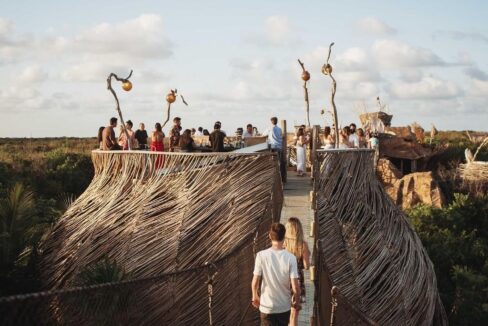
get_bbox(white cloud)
[372,39,445,68]
[388,76,462,99]
[18,65,48,84]
[61,61,128,82]
[70,14,172,61]
[357,17,396,35]
[246,15,300,47]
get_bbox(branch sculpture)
[322,43,339,147]
[161,89,188,129]
[107,70,133,150]
[298,59,311,127]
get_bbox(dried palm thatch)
[34,150,282,325]
[458,161,488,182]
[459,137,488,183]
[313,149,447,326]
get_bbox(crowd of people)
[97,117,258,153]
[293,122,380,177]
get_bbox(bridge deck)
[281,174,314,325]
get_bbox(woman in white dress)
[296,127,307,176]
[323,126,335,149]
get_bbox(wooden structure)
[34,151,283,325]
[310,148,447,325]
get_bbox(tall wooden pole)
[298,59,311,127]
[281,120,288,183]
[107,70,133,150]
[322,43,339,148]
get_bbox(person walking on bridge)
[263,117,286,182]
[252,223,301,326]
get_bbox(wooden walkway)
[281,174,315,325]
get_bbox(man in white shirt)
[195,127,203,136]
[348,123,359,148]
[252,223,300,326]
[262,117,285,182]
[242,124,254,139]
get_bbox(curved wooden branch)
[322,43,339,147]
[107,70,133,150]
[161,102,172,130]
[298,59,311,127]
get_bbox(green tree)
[408,193,488,325]
[0,183,36,266]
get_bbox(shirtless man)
[102,117,122,150]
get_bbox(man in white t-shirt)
[243,124,254,139]
[252,223,300,326]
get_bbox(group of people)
[252,219,310,326]
[97,117,233,153]
[323,123,379,150]
[294,122,380,176]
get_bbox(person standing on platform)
[169,117,182,152]
[135,123,148,150]
[263,117,285,182]
[252,222,301,326]
[209,123,226,152]
[102,117,121,150]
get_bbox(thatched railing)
[311,149,447,326]
[0,151,283,325]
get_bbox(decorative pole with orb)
[298,59,311,127]
[322,42,339,148]
[107,70,133,150]
[161,89,188,129]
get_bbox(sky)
[0,0,487,137]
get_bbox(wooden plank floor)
[281,174,315,325]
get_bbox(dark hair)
[155,123,162,132]
[324,126,331,137]
[198,127,203,132]
[203,129,210,136]
[191,128,196,132]
[246,124,252,129]
[216,121,221,126]
[173,117,181,122]
[214,123,221,130]
[110,117,117,125]
[357,128,365,137]
[97,126,105,142]
[350,123,356,128]
[126,120,133,128]
[179,129,193,147]
[297,127,304,137]
[300,124,306,129]
[269,223,286,241]
[271,117,278,125]
[343,126,351,135]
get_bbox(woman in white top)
[323,126,335,149]
[338,127,350,149]
[296,127,307,176]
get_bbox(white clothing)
[349,133,359,148]
[253,247,299,314]
[195,131,203,136]
[242,130,253,139]
[262,125,283,150]
[296,144,306,172]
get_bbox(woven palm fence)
[312,149,447,326]
[1,151,282,325]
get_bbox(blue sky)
[0,0,487,137]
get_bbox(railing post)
[281,120,287,183]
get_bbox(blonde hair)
[284,217,304,258]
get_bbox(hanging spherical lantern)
[122,81,132,91]
[322,64,333,75]
[301,71,310,81]
[166,92,176,104]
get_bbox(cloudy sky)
[0,0,487,137]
